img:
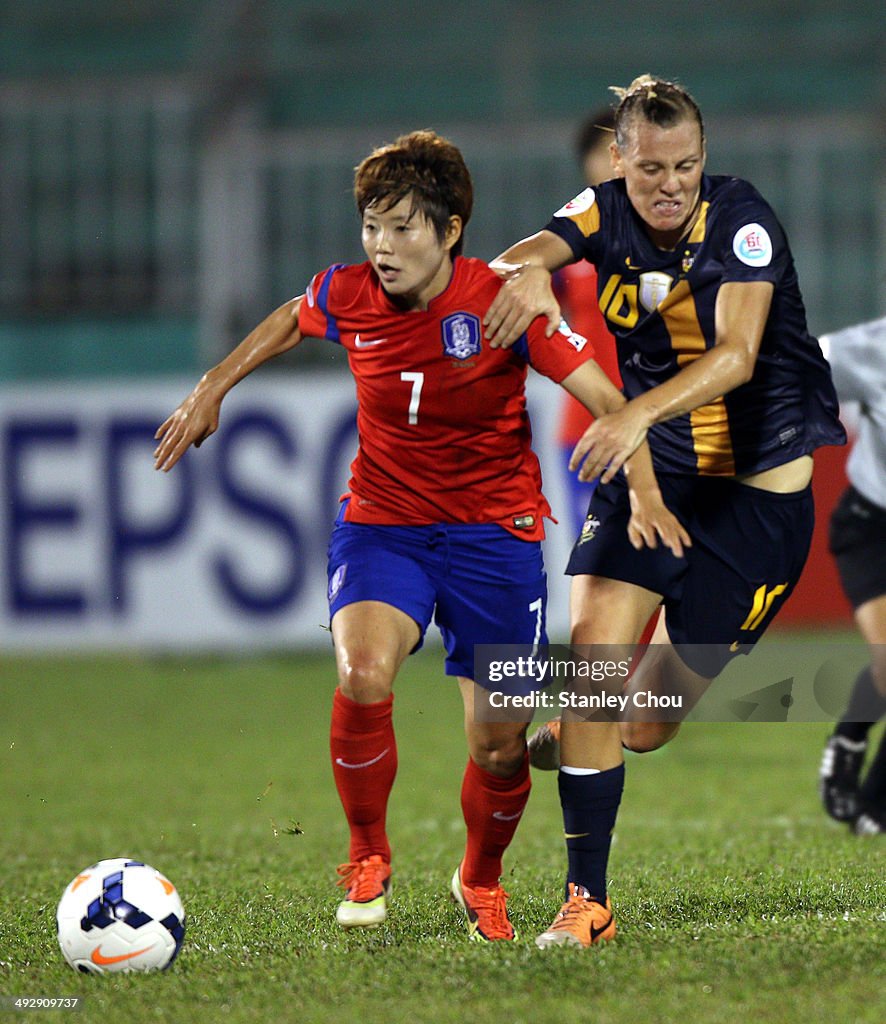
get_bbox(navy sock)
[558,764,625,902]
[835,667,886,743]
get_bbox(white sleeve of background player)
[819,315,886,405]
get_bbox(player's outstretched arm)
[569,281,773,484]
[561,361,690,558]
[485,231,574,349]
[154,297,304,472]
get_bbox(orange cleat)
[535,884,616,948]
[335,855,392,928]
[527,719,561,771]
[450,864,516,941]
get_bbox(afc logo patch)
[554,187,596,218]
[441,312,482,360]
[732,222,773,267]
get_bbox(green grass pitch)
[1,642,883,1023]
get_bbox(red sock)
[460,753,531,887]
[330,687,397,863]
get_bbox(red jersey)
[298,256,593,540]
[554,261,621,445]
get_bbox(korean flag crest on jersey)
[442,312,482,360]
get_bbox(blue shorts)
[326,506,548,679]
[566,472,815,677]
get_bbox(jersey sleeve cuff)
[542,218,586,261]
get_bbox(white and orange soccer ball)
[56,859,185,973]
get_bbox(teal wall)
[0,319,198,382]
[3,1,881,117]
[1,1,883,380]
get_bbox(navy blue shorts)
[566,472,815,677]
[326,505,548,679]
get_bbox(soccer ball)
[56,859,185,973]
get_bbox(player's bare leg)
[450,679,531,941]
[459,677,530,777]
[619,609,712,753]
[329,601,420,927]
[530,575,661,769]
[332,599,420,703]
[856,594,886,698]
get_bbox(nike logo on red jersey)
[354,334,388,348]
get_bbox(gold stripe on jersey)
[566,203,601,238]
[659,279,736,475]
[687,201,710,244]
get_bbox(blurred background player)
[483,75,846,949]
[153,130,687,942]
[555,109,621,536]
[818,316,886,835]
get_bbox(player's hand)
[626,487,691,558]
[569,405,650,484]
[484,263,560,348]
[153,379,224,472]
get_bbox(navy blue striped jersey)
[545,174,846,476]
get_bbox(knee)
[338,654,396,704]
[470,734,527,777]
[620,721,678,754]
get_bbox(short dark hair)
[353,130,473,257]
[610,75,704,149]
[574,108,616,165]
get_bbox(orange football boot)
[450,864,516,941]
[336,855,392,928]
[535,884,616,948]
[527,719,561,771]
